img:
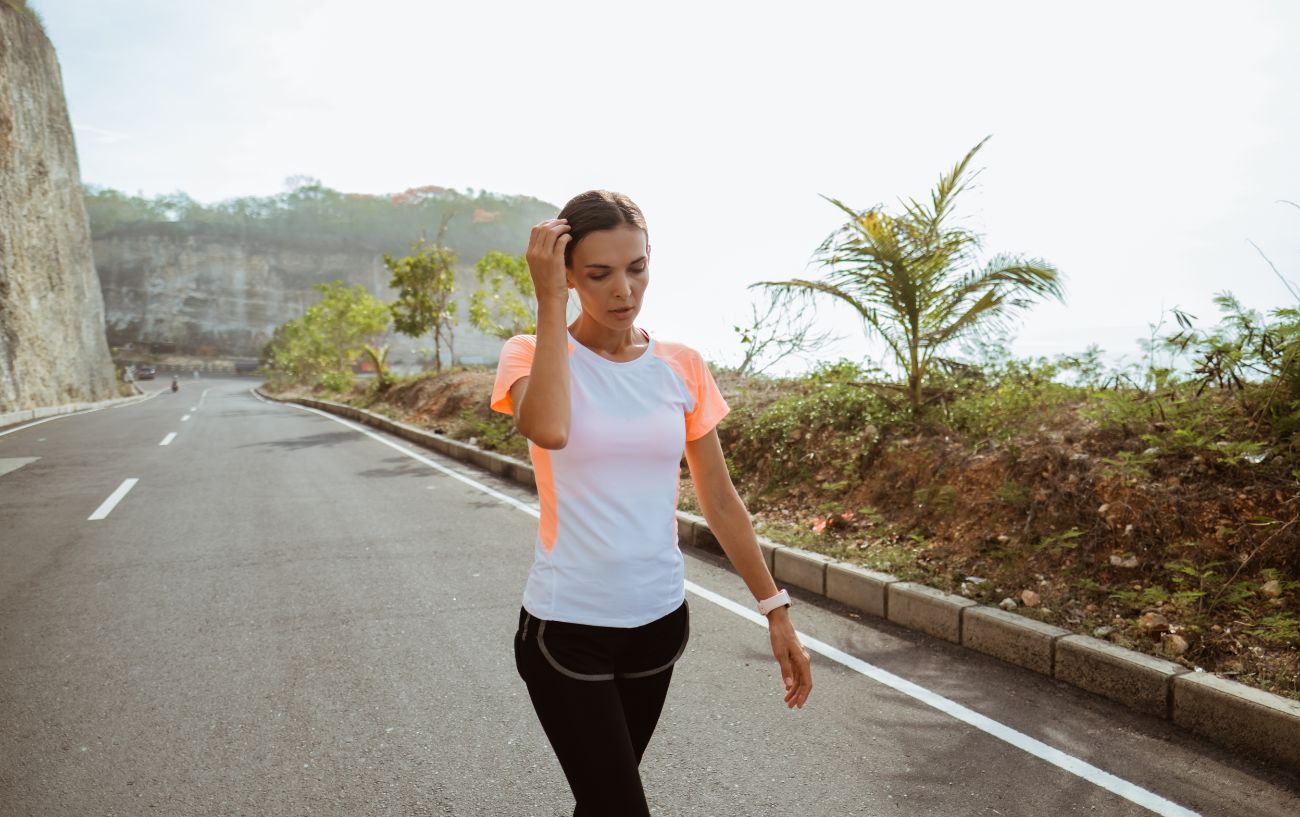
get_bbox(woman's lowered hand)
[767,607,812,708]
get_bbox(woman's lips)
[611,306,634,314]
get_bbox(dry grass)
[263,367,1299,700]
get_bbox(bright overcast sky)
[35,0,1300,373]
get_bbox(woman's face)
[565,225,650,332]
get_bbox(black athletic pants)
[514,599,690,816]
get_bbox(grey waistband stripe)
[617,614,690,679]
[536,620,618,682]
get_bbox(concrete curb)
[1173,672,1300,772]
[962,607,1070,677]
[0,388,152,431]
[257,387,1300,775]
[887,582,976,644]
[1054,635,1187,719]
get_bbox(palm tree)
[757,135,1064,415]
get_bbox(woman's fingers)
[771,624,813,709]
[791,646,813,708]
[526,219,571,302]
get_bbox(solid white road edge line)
[685,582,1199,817]
[88,478,139,521]
[261,389,1201,817]
[160,432,177,446]
[0,390,162,437]
[252,392,539,516]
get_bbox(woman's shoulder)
[649,334,705,365]
[499,334,537,357]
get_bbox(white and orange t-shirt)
[490,328,729,627]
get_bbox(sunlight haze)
[37,0,1300,373]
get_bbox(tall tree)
[757,135,1064,414]
[262,280,390,388]
[469,250,536,340]
[386,214,459,371]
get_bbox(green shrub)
[731,360,905,488]
[934,349,1080,441]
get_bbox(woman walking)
[491,190,813,815]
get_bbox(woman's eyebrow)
[584,256,648,270]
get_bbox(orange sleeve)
[684,349,729,441]
[490,335,536,415]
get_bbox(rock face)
[0,7,116,412]
[94,226,506,364]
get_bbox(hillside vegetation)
[266,332,1299,701]
[260,141,1298,699]
[83,179,559,262]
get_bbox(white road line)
[262,389,1200,817]
[199,388,210,408]
[109,390,165,409]
[189,406,197,412]
[1,391,162,437]
[88,478,139,521]
[0,457,40,478]
[160,432,177,446]
[0,416,63,436]
[684,583,1199,817]
[181,414,191,422]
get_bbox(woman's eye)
[630,267,646,273]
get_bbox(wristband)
[757,588,791,616]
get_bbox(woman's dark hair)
[556,190,648,269]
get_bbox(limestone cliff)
[94,226,505,364]
[0,6,117,412]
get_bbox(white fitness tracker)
[757,588,791,616]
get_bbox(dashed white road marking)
[199,388,210,408]
[160,432,177,446]
[181,414,192,422]
[88,478,139,521]
[258,388,1200,817]
[189,406,197,412]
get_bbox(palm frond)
[754,277,908,365]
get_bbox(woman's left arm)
[684,428,813,709]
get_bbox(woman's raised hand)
[526,218,571,305]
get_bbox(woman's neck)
[568,314,647,359]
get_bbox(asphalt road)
[1,377,1297,817]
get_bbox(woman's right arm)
[512,219,572,450]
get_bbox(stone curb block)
[0,389,151,430]
[676,512,722,556]
[259,388,1300,775]
[962,607,1071,676]
[1173,672,1300,772]
[826,563,896,619]
[887,582,976,643]
[773,548,834,595]
[1054,635,1186,718]
[297,395,534,481]
[755,536,782,575]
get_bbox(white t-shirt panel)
[490,329,729,627]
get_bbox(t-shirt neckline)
[567,327,654,367]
